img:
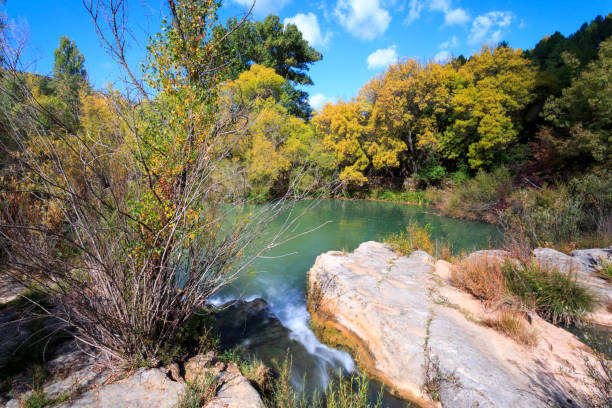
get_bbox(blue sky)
[3,1,611,109]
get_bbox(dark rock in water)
[212,298,322,389]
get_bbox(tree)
[221,64,321,199]
[440,46,537,169]
[312,100,369,186]
[539,37,612,174]
[53,36,87,124]
[362,59,456,177]
[214,15,322,118]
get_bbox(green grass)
[178,373,219,408]
[22,390,53,408]
[367,189,432,205]
[264,354,383,408]
[502,260,597,326]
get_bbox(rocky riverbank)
[307,241,611,407]
[0,339,264,408]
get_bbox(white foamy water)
[210,275,355,388]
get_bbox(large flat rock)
[308,241,596,408]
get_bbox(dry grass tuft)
[451,255,507,305]
[483,309,538,347]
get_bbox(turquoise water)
[212,199,499,406]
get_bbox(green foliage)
[53,36,86,80]
[540,37,612,173]
[526,14,612,91]
[367,189,431,205]
[502,261,597,326]
[416,164,446,186]
[22,390,53,408]
[52,36,87,125]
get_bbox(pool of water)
[211,199,499,406]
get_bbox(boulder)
[308,241,596,408]
[184,354,265,408]
[184,351,220,383]
[570,248,612,269]
[204,363,265,408]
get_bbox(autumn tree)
[440,45,537,169]
[221,64,322,199]
[312,99,370,186]
[362,59,456,178]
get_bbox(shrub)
[416,165,446,186]
[502,261,597,325]
[451,255,507,304]
[482,309,537,346]
[584,346,612,408]
[442,167,512,220]
[384,221,434,256]
[499,172,612,249]
[0,1,307,368]
[422,345,461,402]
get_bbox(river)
[210,199,500,406]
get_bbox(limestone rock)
[570,248,612,269]
[308,241,596,408]
[184,354,265,408]
[204,363,264,408]
[56,368,185,408]
[184,351,221,383]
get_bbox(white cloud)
[469,11,514,45]
[284,13,331,47]
[309,93,331,110]
[434,50,450,62]
[230,0,291,17]
[405,0,469,26]
[405,0,424,24]
[439,35,458,49]
[367,45,398,70]
[334,0,391,40]
[444,8,469,25]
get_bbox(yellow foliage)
[312,100,370,185]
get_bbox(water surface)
[212,199,499,406]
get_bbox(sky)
[3,1,611,109]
